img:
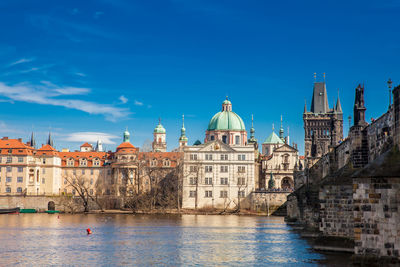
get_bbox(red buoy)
[86,228,92,235]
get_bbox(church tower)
[152,118,167,152]
[179,114,188,148]
[303,78,343,161]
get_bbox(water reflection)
[0,214,350,266]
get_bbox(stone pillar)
[393,85,400,147]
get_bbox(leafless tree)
[63,173,104,212]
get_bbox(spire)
[272,123,275,132]
[179,114,188,143]
[248,114,257,144]
[95,139,103,152]
[29,132,36,148]
[123,127,130,143]
[311,80,329,113]
[279,115,284,140]
[336,90,342,113]
[47,132,54,147]
[388,78,393,108]
[304,99,307,113]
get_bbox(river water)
[0,214,351,266]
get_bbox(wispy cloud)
[119,95,128,104]
[9,58,35,66]
[134,100,143,106]
[94,11,104,19]
[0,81,129,122]
[75,72,86,77]
[64,131,119,144]
[0,121,23,134]
[4,64,54,76]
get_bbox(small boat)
[20,209,37,213]
[0,208,20,214]
[45,210,60,214]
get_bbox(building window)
[189,177,197,185]
[205,191,213,198]
[220,178,228,185]
[17,167,23,173]
[18,157,23,163]
[6,166,12,172]
[189,191,196,198]
[6,157,12,163]
[6,187,11,193]
[205,154,213,160]
[210,136,215,141]
[107,170,111,175]
[205,177,213,185]
[189,166,198,173]
[42,178,45,184]
[220,154,228,160]
[64,178,67,185]
[238,155,246,161]
[72,189,76,195]
[42,168,46,174]
[238,191,245,198]
[205,166,213,173]
[237,166,246,173]
[82,169,85,175]
[80,158,87,166]
[73,170,76,175]
[235,136,240,145]
[89,189,94,195]
[6,177,12,183]
[238,177,246,185]
[68,159,74,166]
[90,178,94,185]
[220,166,228,173]
[43,158,46,164]
[163,159,170,167]
[91,169,94,175]
[17,177,23,183]
[222,136,227,144]
[220,190,228,198]
[189,154,198,160]
[17,187,22,193]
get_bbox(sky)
[0,0,399,154]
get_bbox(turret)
[152,118,166,152]
[179,114,188,147]
[123,128,130,143]
[47,132,54,147]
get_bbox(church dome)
[154,120,166,134]
[207,98,245,131]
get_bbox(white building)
[182,98,255,210]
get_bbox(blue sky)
[0,0,399,153]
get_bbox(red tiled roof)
[0,139,34,155]
[80,142,92,147]
[116,142,137,154]
[59,151,109,167]
[37,144,59,156]
[138,152,182,167]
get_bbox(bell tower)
[152,118,167,152]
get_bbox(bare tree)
[235,167,248,212]
[63,173,104,212]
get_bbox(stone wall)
[353,177,400,259]
[319,184,353,238]
[250,191,289,215]
[0,196,61,211]
[367,110,393,163]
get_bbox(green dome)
[222,99,231,105]
[207,111,245,131]
[262,131,284,144]
[154,123,166,134]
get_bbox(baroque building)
[303,81,343,165]
[182,98,255,210]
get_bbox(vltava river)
[0,214,350,266]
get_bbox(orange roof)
[80,142,92,147]
[116,142,137,154]
[59,151,110,167]
[117,142,135,149]
[36,144,59,156]
[0,138,34,155]
[138,152,182,167]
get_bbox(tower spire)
[123,127,130,143]
[388,78,393,108]
[179,114,188,147]
[304,99,307,113]
[47,132,54,147]
[279,115,284,140]
[336,89,342,113]
[248,114,257,145]
[30,132,36,148]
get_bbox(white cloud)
[0,81,129,122]
[9,58,35,66]
[119,95,128,104]
[64,132,119,145]
[75,72,86,77]
[134,100,143,106]
[94,11,104,19]
[0,121,22,134]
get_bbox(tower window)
[210,136,215,141]
[222,136,227,144]
[235,136,240,145]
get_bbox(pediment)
[274,144,297,152]
[197,140,236,152]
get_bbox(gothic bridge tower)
[303,78,343,163]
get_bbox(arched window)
[163,159,170,167]
[151,159,157,167]
[68,158,75,166]
[222,135,227,144]
[281,177,293,190]
[80,158,87,166]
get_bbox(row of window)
[204,166,246,173]
[67,158,101,167]
[0,157,24,164]
[0,166,24,172]
[64,178,94,185]
[189,190,245,198]
[188,177,246,185]
[64,169,97,175]
[190,154,247,161]
[0,177,46,184]
[1,187,23,193]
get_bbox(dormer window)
[80,158,87,166]
[151,159,157,167]
[93,158,100,166]
[163,159,170,167]
[67,158,75,166]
